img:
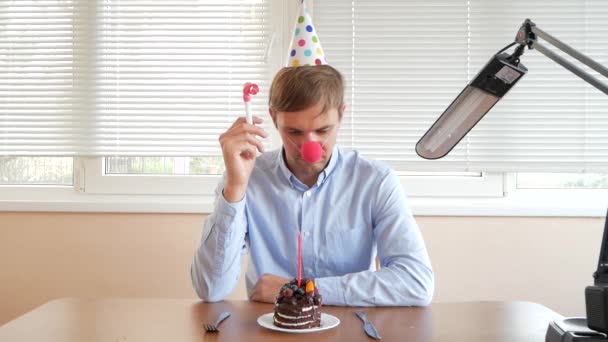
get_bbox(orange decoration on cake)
[306,280,315,293]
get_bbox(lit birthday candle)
[297,231,302,287]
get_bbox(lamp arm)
[531,25,608,78]
[532,41,608,95]
[517,19,608,95]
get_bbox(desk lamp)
[415,19,608,160]
[415,19,608,341]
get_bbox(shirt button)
[303,231,310,237]
[306,267,313,273]
[305,191,311,198]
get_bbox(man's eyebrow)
[285,127,303,131]
[285,125,334,132]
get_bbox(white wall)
[419,216,601,316]
[0,212,602,325]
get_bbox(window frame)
[2,169,607,216]
[82,157,221,196]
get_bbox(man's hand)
[249,274,290,303]
[219,116,268,203]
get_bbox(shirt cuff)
[217,189,246,218]
[315,276,346,306]
[212,189,246,244]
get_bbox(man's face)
[271,102,342,175]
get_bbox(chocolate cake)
[273,278,322,329]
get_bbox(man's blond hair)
[269,65,344,116]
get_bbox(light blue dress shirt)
[191,146,434,306]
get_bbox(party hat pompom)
[287,1,328,67]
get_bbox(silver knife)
[355,310,382,339]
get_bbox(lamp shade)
[416,52,527,159]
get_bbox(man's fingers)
[229,136,264,157]
[248,274,278,303]
[231,115,264,127]
[230,117,267,134]
[248,283,261,301]
[240,124,268,139]
[238,115,264,124]
[221,132,265,155]
[228,117,246,129]
[251,115,264,124]
[244,135,265,153]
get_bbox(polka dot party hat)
[287,0,327,67]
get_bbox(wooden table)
[0,298,563,341]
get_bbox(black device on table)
[546,210,608,341]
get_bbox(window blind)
[314,0,608,172]
[1,0,273,156]
[0,0,83,155]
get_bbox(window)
[313,0,608,173]
[310,0,608,215]
[0,1,77,186]
[2,0,280,196]
[105,157,224,176]
[0,0,276,161]
[1,0,607,215]
[517,173,608,189]
[94,0,275,157]
[0,157,72,185]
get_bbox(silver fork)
[204,311,231,333]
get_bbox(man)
[191,65,434,306]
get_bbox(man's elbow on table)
[198,291,226,303]
[398,266,435,307]
[416,287,434,307]
[393,283,433,307]
[391,258,435,306]
[415,270,435,306]
[190,266,229,302]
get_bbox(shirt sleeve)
[191,178,248,302]
[315,170,434,306]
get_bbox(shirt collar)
[277,145,340,190]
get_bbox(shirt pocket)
[320,225,374,275]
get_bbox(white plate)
[257,312,340,333]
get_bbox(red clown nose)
[301,141,323,163]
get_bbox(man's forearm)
[315,255,434,306]
[191,189,248,301]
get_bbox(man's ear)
[269,108,278,128]
[339,104,346,122]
